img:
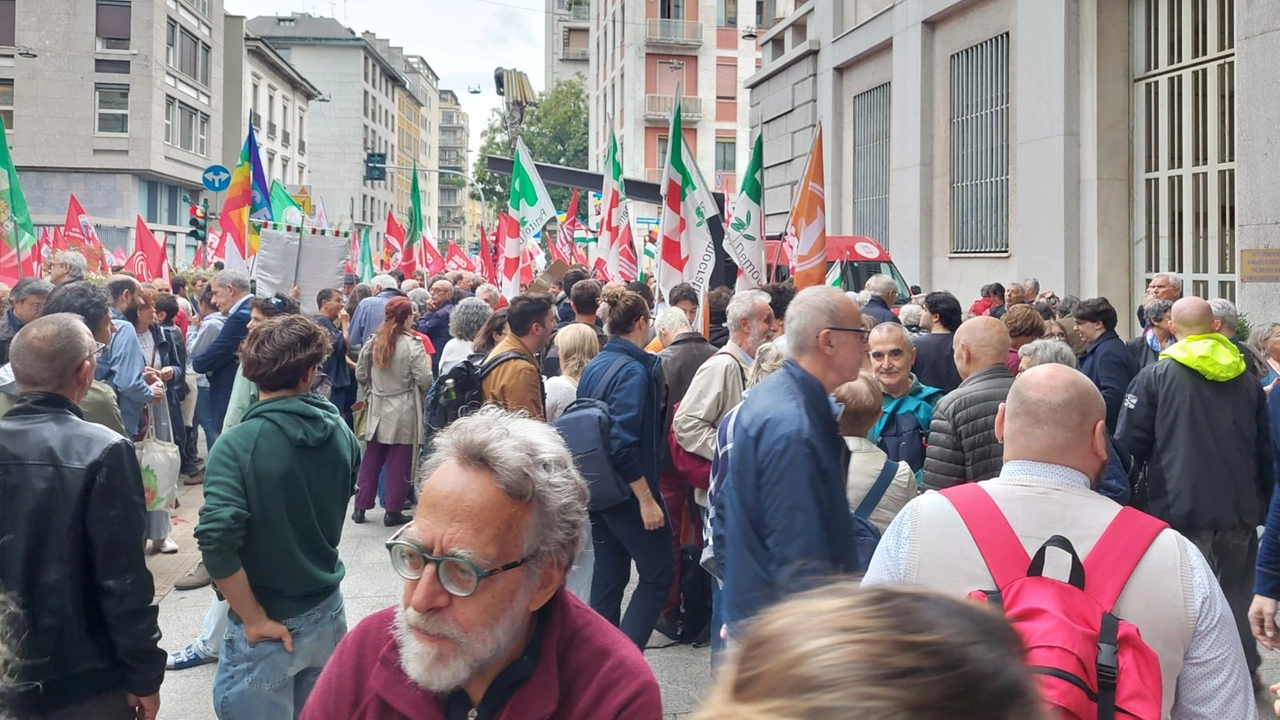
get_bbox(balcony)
[282,129,291,147]
[250,110,261,130]
[644,95,702,124]
[298,138,306,155]
[645,18,703,51]
[569,3,588,21]
[562,47,589,62]
[267,120,277,138]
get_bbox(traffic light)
[365,152,387,181]
[188,202,208,245]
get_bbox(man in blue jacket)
[100,276,163,437]
[1075,296,1137,434]
[192,270,252,435]
[717,286,867,634]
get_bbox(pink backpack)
[942,484,1167,719]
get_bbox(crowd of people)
[5,251,1280,718]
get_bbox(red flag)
[412,230,446,276]
[52,226,66,251]
[64,195,109,275]
[618,241,639,282]
[0,242,19,286]
[113,246,128,267]
[593,256,618,284]
[445,241,475,273]
[477,222,496,284]
[498,212,525,298]
[385,211,406,271]
[135,216,169,283]
[124,250,149,279]
[553,190,581,265]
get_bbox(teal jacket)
[870,374,945,444]
[196,393,361,621]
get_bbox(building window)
[189,0,211,18]
[1134,0,1236,302]
[164,97,173,144]
[717,0,737,27]
[715,139,735,172]
[166,19,176,66]
[281,158,289,184]
[297,164,305,183]
[95,85,129,134]
[949,34,1009,254]
[851,83,892,247]
[199,43,211,86]
[197,113,208,156]
[0,0,13,47]
[716,63,737,100]
[96,1,131,51]
[167,98,209,156]
[0,79,12,131]
[252,81,260,114]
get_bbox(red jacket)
[300,589,663,720]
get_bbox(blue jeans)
[589,496,674,649]
[212,590,346,720]
[195,385,221,449]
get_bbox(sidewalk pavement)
[148,484,712,719]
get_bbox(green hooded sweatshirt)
[1159,333,1246,382]
[196,393,361,622]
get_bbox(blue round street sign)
[201,164,232,193]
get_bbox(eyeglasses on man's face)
[824,326,871,343]
[385,524,531,598]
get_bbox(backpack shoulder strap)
[854,459,899,519]
[940,484,1031,591]
[581,354,633,402]
[477,350,529,381]
[1082,507,1169,611]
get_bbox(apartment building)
[2,0,224,260]
[545,0,591,86]
[748,0,1279,328]
[247,13,404,245]
[438,89,469,244]
[223,16,320,192]
[403,55,440,236]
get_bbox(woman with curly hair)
[353,297,433,526]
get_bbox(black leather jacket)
[0,393,165,715]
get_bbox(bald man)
[718,287,866,633]
[1117,296,1271,680]
[921,316,1015,490]
[865,365,1255,717]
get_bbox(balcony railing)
[644,95,702,124]
[267,120,277,138]
[645,18,703,48]
[569,3,588,20]
[250,110,261,130]
[281,129,291,147]
[298,138,306,155]
[562,47,589,61]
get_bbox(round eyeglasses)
[385,525,531,598]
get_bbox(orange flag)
[789,125,827,289]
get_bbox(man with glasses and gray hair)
[301,406,662,720]
[48,249,88,285]
[0,276,53,365]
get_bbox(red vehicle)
[764,235,913,307]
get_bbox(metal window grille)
[949,34,1009,254]
[852,82,891,248]
[1133,0,1235,304]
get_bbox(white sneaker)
[152,538,179,554]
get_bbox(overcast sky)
[223,0,547,149]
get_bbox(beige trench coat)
[356,333,434,446]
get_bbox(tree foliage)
[473,76,589,213]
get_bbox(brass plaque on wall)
[1240,249,1280,283]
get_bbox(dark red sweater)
[299,589,664,719]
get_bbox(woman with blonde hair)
[544,322,600,422]
[353,297,433,527]
[698,583,1040,720]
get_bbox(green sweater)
[196,393,361,621]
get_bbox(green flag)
[509,138,555,239]
[0,117,35,253]
[269,180,304,226]
[724,133,766,287]
[405,161,424,248]
[358,227,376,282]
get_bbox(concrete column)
[887,17,933,288]
[1235,0,1280,320]
[1013,0,1081,296]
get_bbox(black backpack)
[675,543,712,645]
[876,412,928,473]
[424,350,526,437]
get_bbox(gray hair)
[869,321,914,349]
[211,269,250,293]
[420,406,589,571]
[726,289,770,333]
[10,313,95,391]
[654,306,692,335]
[866,274,897,298]
[407,288,431,314]
[52,250,87,280]
[1017,338,1078,369]
[475,283,500,305]
[449,297,493,341]
[1143,298,1174,324]
[1023,277,1041,295]
[785,287,855,357]
[749,341,787,387]
[1208,298,1238,331]
[401,279,420,293]
[370,274,399,292]
[1152,272,1184,293]
[899,303,923,327]
[10,277,53,302]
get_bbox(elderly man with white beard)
[300,406,662,720]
